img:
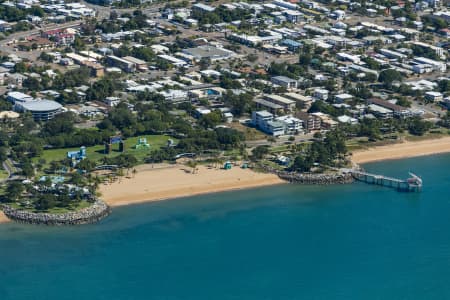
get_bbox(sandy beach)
[100,164,285,206]
[0,211,10,223]
[352,136,450,164]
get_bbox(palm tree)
[186,160,197,174]
[92,175,101,191]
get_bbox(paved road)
[2,20,83,46]
[245,133,315,148]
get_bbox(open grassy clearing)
[33,135,176,168]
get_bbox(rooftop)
[20,100,62,112]
[183,46,235,60]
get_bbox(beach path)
[100,164,284,206]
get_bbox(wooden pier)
[349,170,422,192]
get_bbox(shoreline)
[2,136,450,224]
[352,136,450,164]
[101,164,285,207]
[0,211,9,223]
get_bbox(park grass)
[9,200,92,214]
[228,122,268,141]
[404,130,448,142]
[0,169,9,181]
[33,135,176,169]
[4,159,16,174]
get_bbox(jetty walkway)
[344,169,422,192]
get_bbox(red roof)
[44,29,63,35]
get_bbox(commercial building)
[7,91,33,104]
[229,32,282,47]
[15,99,62,121]
[182,46,235,62]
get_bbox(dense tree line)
[191,7,252,25]
[290,130,347,172]
[0,5,44,22]
[86,75,124,101]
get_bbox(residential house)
[271,76,298,89]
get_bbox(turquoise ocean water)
[1,154,450,299]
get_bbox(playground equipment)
[39,175,65,184]
[224,161,232,170]
[135,137,150,149]
[67,146,87,161]
[105,136,125,154]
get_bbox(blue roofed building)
[280,39,303,52]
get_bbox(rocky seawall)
[277,171,354,184]
[1,200,111,225]
[258,165,356,185]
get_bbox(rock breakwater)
[258,164,355,185]
[277,171,354,184]
[1,200,111,225]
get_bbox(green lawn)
[0,169,8,181]
[10,200,92,214]
[34,135,176,168]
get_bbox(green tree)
[73,37,85,51]
[379,69,403,86]
[251,145,269,160]
[5,182,24,202]
[198,111,223,129]
[408,117,431,136]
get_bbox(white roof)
[20,100,62,112]
[7,91,33,101]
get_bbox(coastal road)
[2,20,83,46]
[245,133,315,148]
